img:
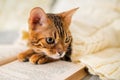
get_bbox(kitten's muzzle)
[58,51,63,56]
[57,51,65,58]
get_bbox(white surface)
[0,60,83,80]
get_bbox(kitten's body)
[18,7,78,64]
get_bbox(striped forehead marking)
[47,14,64,37]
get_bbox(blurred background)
[0,0,56,44]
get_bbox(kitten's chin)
[49,52,66,59]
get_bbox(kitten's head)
[28,7,78,59]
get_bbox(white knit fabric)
[52,0,120,80]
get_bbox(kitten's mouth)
[49,52,65,59]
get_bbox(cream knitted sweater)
[52,0,120,80]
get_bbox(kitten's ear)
[59,8,79,27]
[29,7,48,27]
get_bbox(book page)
[0,60,85,80]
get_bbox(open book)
[0,45,87,80]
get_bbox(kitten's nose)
[58,51,63,56]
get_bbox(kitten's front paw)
[29,53,58,64]
[29,53,47,64]
[18,53,29,62]
[17,49,35,62]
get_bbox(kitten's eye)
[46,37,55,44]
[65,37,70,43]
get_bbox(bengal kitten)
[18,7,78,64]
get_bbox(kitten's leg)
[29,53,59,64]
[17,49,35,62]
